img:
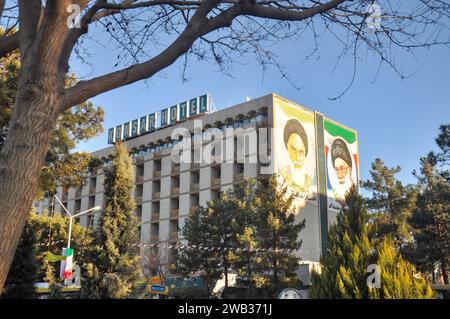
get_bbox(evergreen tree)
[409,154,449,284]
[309,186,374,299]
[310,187,434,299]
[82,142,141,298]
[2,220,38,299]
[205,192,241,298]
[175,206,222,297]
[363,158,416,249]
[231,179,260,298]
[176,194,240,298]
[435,124,450,163]
[255,176,305,296]
[369,238,434,299]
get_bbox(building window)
[75,199,81,214]
[151,222,159,242]
[211,189,220,201]
[169,220,179,241]
[136,164,144,178]
[135,184,143,200]
[88,195,95,209]
[235,162,244,174]
[135,205,142,220]
[153,159,161,175]
[152,180,161,193]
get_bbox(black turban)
[284,118,308,156]
[331,138,352,168]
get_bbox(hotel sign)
[108,94,210,144]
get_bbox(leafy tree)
[255,176,305,296]
[0,42,104,198]
[29,212,93,282]
[2,220,38,299]
[3,210,93,297]
[363,158,416,249]
[310,187,434,299]
[369,238,434,299]
[82,142,141,299]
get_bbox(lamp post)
[53,195,101,284]
[54,195,101,249]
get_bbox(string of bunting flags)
[35,240,322,254]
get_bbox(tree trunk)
[441,260,448,285]
[0,82,60,293]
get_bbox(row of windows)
[128,113,268,159]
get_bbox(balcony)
[190,163,200,170]
[191,183,199,191]
[153,151,162,158]
[151,234,159,243]
[151,212,160,221]
[189,205,200,214]
[75,189,82,198]
[153,170,161,178]
[211,178,221,187]
[172,187,179,195]
[172,165,180,174]
[89,186,96,195]
[169,232,178,240]
[135,196,143,205]
[136,156,145,163]
[135,175,144,184]
[153,192,160,199]
[170,209,179,218]
[235,173,244,181]
[61,193,68,202]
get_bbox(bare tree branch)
[0,31,18,57]
[62,0,347,107]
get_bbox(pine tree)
[369,238,434,299]
[2,220,38,299]
[409,154,449,284]
[310,187,434,299]
[177,177,305,298]
[363,158,416,249]
[175,206,222,296]
[255,176,305,297]
[205,192,241,298]
[176,192,241,298]
[82,142,141,298]
[231,179,260,298]
[309,186,374,299]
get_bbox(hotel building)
[34,93,359,285]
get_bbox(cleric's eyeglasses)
[335,165,350,174]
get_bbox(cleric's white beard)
[334,173,354,199]
[290,163,306,187]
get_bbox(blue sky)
[73,20,450,188]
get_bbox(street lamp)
[53,195,101,249]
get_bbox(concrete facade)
[34,93,359,284]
